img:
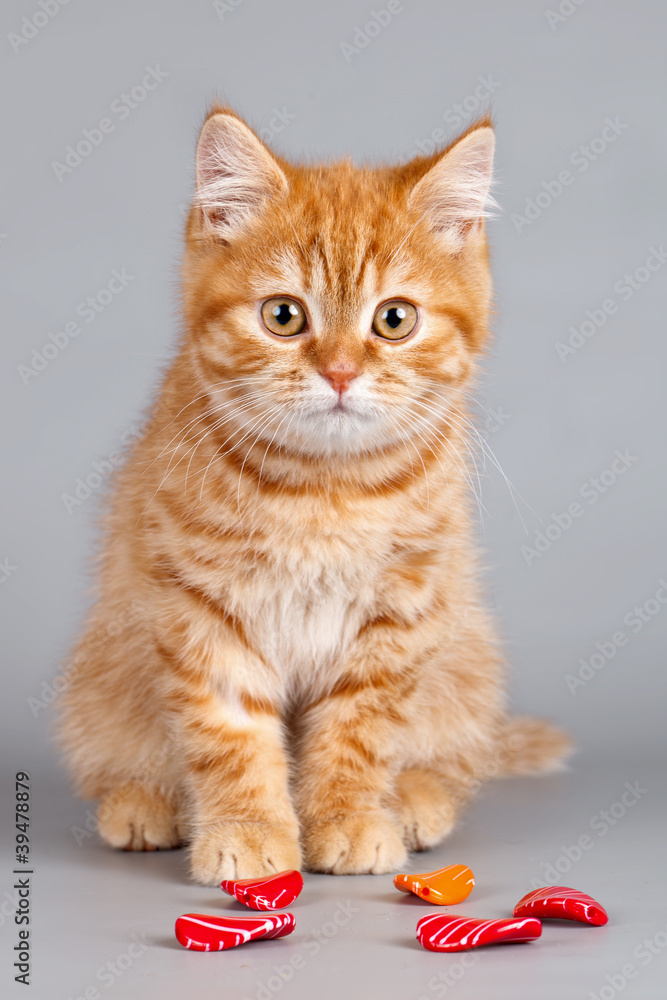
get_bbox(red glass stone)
[220,870,304,910]
[175,912,295,951]
[416,913,542,952]
[513,886,608,926]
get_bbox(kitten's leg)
[296,695,407,873]
[295,628,425,874]
[157,614,300,885]
[182,699,300,885]
[183,708,301,885]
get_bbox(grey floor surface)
[4,757,666,1000]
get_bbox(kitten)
[59,107,571,883]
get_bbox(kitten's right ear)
[194,110,288,239]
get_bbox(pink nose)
[320,365,359,396]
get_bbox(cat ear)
[194,110,288,238]
[407,124,496,249]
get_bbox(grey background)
[1,1,665,998]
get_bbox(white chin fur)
[289,407,386,458]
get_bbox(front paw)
[303,810,406,875]
[189,820,302,885]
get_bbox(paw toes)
[304,811,406,875]
[97,783,182,852]
[189,822,301,885]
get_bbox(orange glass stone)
[394,864,475,905]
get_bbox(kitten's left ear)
[408,124,496,250]
[194,109,288,239]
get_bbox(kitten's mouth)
[307,399,351,416]
[327,400,370,419]
[304,399,377,424]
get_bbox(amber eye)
[372,300,418,341]
[260,297,307,337]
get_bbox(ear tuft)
[408,125,496,249]
[194,111,288,239]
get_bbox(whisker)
[403,405,483,518]
[181,393,284,490]
[197,404,286,506]
[250,408,298,519]
[135,400,285,519]
[408,396,485,514]
[148,385,284,472]
[417,378,532,525]
[233,407,287,520]
[382,412,426,499]
[145,375,281,447]
[142,396,279,510]
[447,403,533,530]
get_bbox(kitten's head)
[182,107,495,460]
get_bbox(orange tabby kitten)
[59,107,571,883]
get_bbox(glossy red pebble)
[513,886,608,926]
[416,913,542,952]
[175,912,295,951]
[220,870,304,911]
[394,865,475,905]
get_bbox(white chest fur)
[242,551,377,697]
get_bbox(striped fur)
[58,107,571,883]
